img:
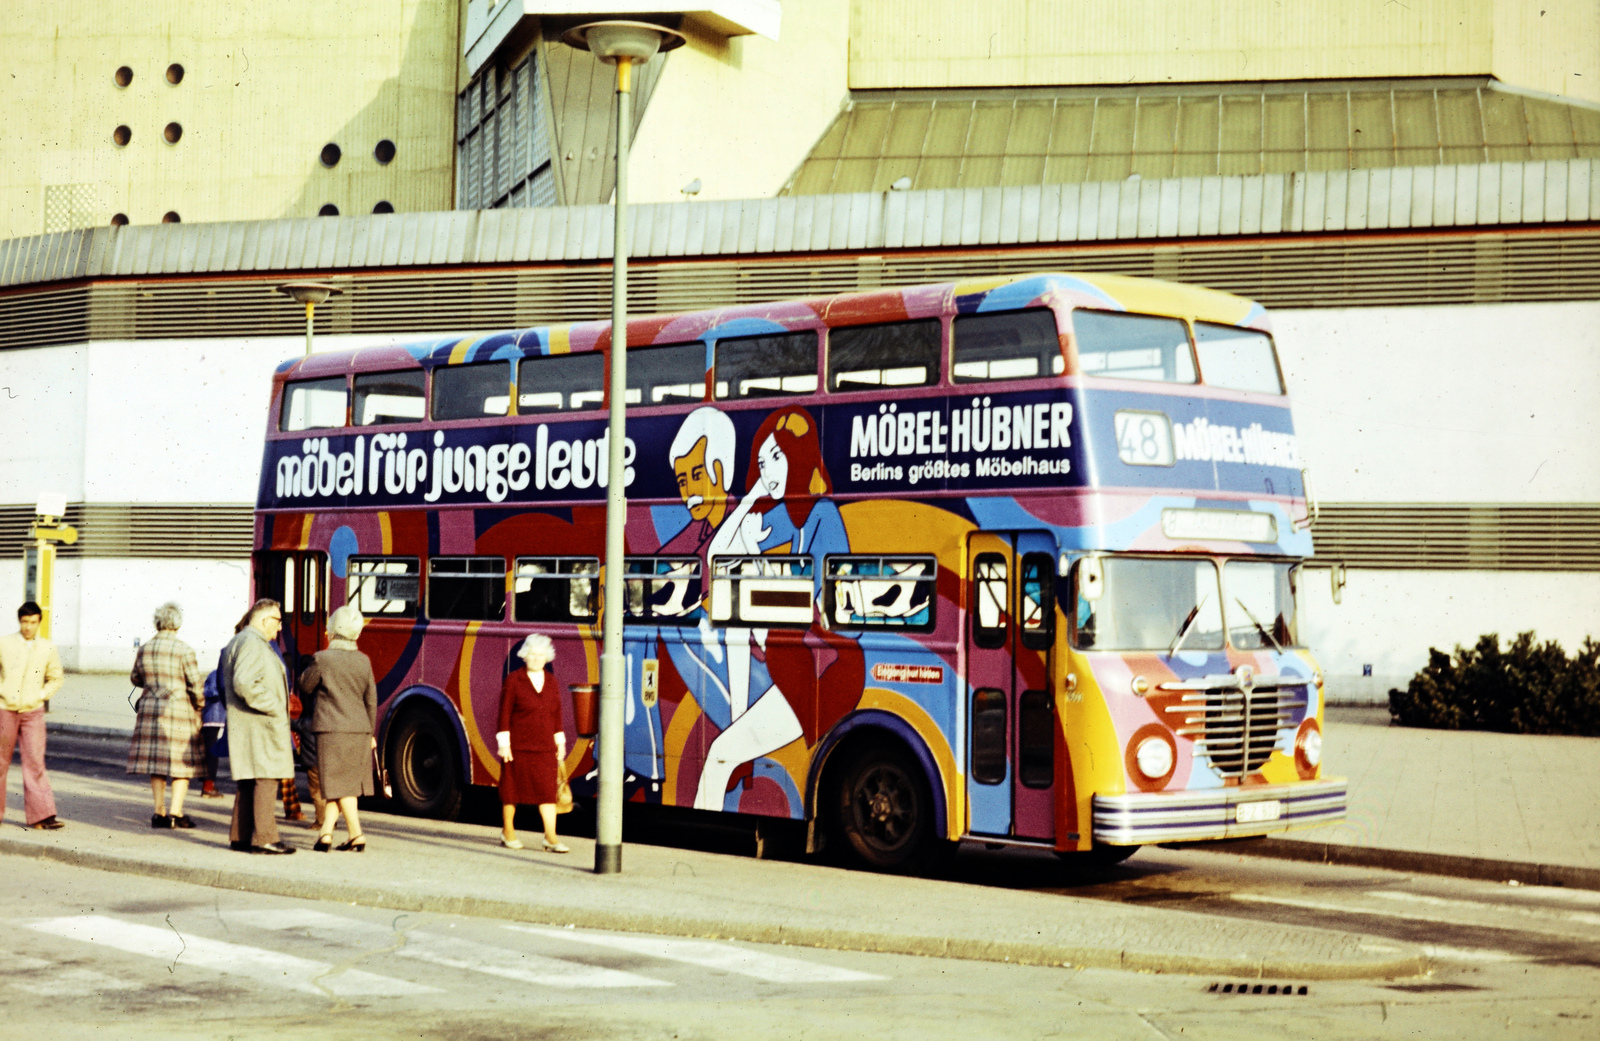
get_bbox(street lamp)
[276,281,344,356]
[560,18,684,876]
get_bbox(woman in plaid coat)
[127,602,207,829]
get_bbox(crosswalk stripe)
[230,908,668,990]
[26,916,433,997]
[506,925,886,983]
[1366,890,1600,927]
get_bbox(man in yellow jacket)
[0,601,66,829]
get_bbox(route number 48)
[1114,410,1175,466]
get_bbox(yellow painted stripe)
[661,693,703,806]
[548,326,570,355]
[448,337,476,364]
[458,622,500,779]
[378,512,392,555]
[298,513,313,550]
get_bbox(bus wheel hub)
[869,792,894,820]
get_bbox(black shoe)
[151,814,173,829]
[230,840,252,852]
[171,814,196,829]
[28,816,65,830]
[313,835,333,852]
[251,842,296,855]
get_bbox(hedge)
[1388,632,1600,736]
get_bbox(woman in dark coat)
[496,633,568,852]
[127,602,207,829]
[297,605,378,852]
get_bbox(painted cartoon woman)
[696,406,863,811]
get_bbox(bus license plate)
[1236,800,1282,824]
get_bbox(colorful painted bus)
[255,272,1346,870]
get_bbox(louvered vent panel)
[1310,504,1600,571]
[4,230,1600,351]
[0,503,253,559]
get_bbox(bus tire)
[387,706,463,821]
[829,743,939,873]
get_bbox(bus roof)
[276,271,1268,378]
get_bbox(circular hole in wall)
[166,63,184,85]
[320,143,342,168]
[113,125,132,147]
[110,213,129,227]
[163,122,183,144]
[373,139,396,165]
[318,203,340,217]
[372,200,394,214]
[162,211,181,223]
[114,66,133,88]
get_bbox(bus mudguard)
[806,709,950,841]
[377,683,473,787]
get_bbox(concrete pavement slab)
[4,747,1426,982]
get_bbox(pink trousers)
[1,706,57,825]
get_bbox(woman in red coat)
[496,633,569,852]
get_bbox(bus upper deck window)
[626,342,706,407]
[714,331,818,399]
[518,352,604,413]
[828,319,940,392]
[1072,311,1196,384]
[515,557,598,623]
[347,556,419,617]
[353,370,426,426]
[1194,323,1285,394]
[952,309,1062,383]
[433,361,512,420]
[427,556,506,621]
[279,377,347,432]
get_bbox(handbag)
[555,754,573,815]
[372,745,392,799]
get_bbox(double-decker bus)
[256,271,1346,870]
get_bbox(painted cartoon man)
[661,406,738,561]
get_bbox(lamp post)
[560,19,684,875]
[275,281,343,356]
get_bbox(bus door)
[965,531,1058,841]
[255,550,329,682]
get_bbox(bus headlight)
[1135,736,1174,779]
[1294,718,1323,778]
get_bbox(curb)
[1195,837,1600,892]
[0,836,1428,982]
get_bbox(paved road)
[5,856,1598,1040]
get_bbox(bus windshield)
[1076,557,1223,652]
[1223,559,1299,649]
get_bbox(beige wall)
[628,0,850,204]
[848,0,1600,104]
[0,1,459,239]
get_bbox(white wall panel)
[0,345,89,504]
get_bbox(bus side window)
[353,370,427,426]
[347,556,419,617]
[825,555,936,632]
[1071,560,1097,649]
[428,556,506,621]
[514,557,598,623]
[708,555,813,627]
[623,556,704,622]
[280,377,347,432]
[714,331,818,399]
[971,553,1008,649]
[1018,552,1054,650]
[518,352,604,413]
[952,309,1062,382]
[1072,311,1196,384]
[433,361,513,420]
[627,342,706,407]
[828,319,941,392]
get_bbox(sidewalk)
[3,747,1425,982]
[35,675,1600,889]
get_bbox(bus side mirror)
[1330,562,1346,605]
[1078,557,1104,601]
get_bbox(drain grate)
[1207,982,1309,996]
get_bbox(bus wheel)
[830,745,936,873]
[387,707,463,820]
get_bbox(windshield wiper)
[1167,594,1209,657]
[1233,597,1285,654]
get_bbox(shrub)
[1388,632,1600,735]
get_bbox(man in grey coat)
[222,599,295,854]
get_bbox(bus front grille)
[1163,683,1307,778]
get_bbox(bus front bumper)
[1091,778,1347,846]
